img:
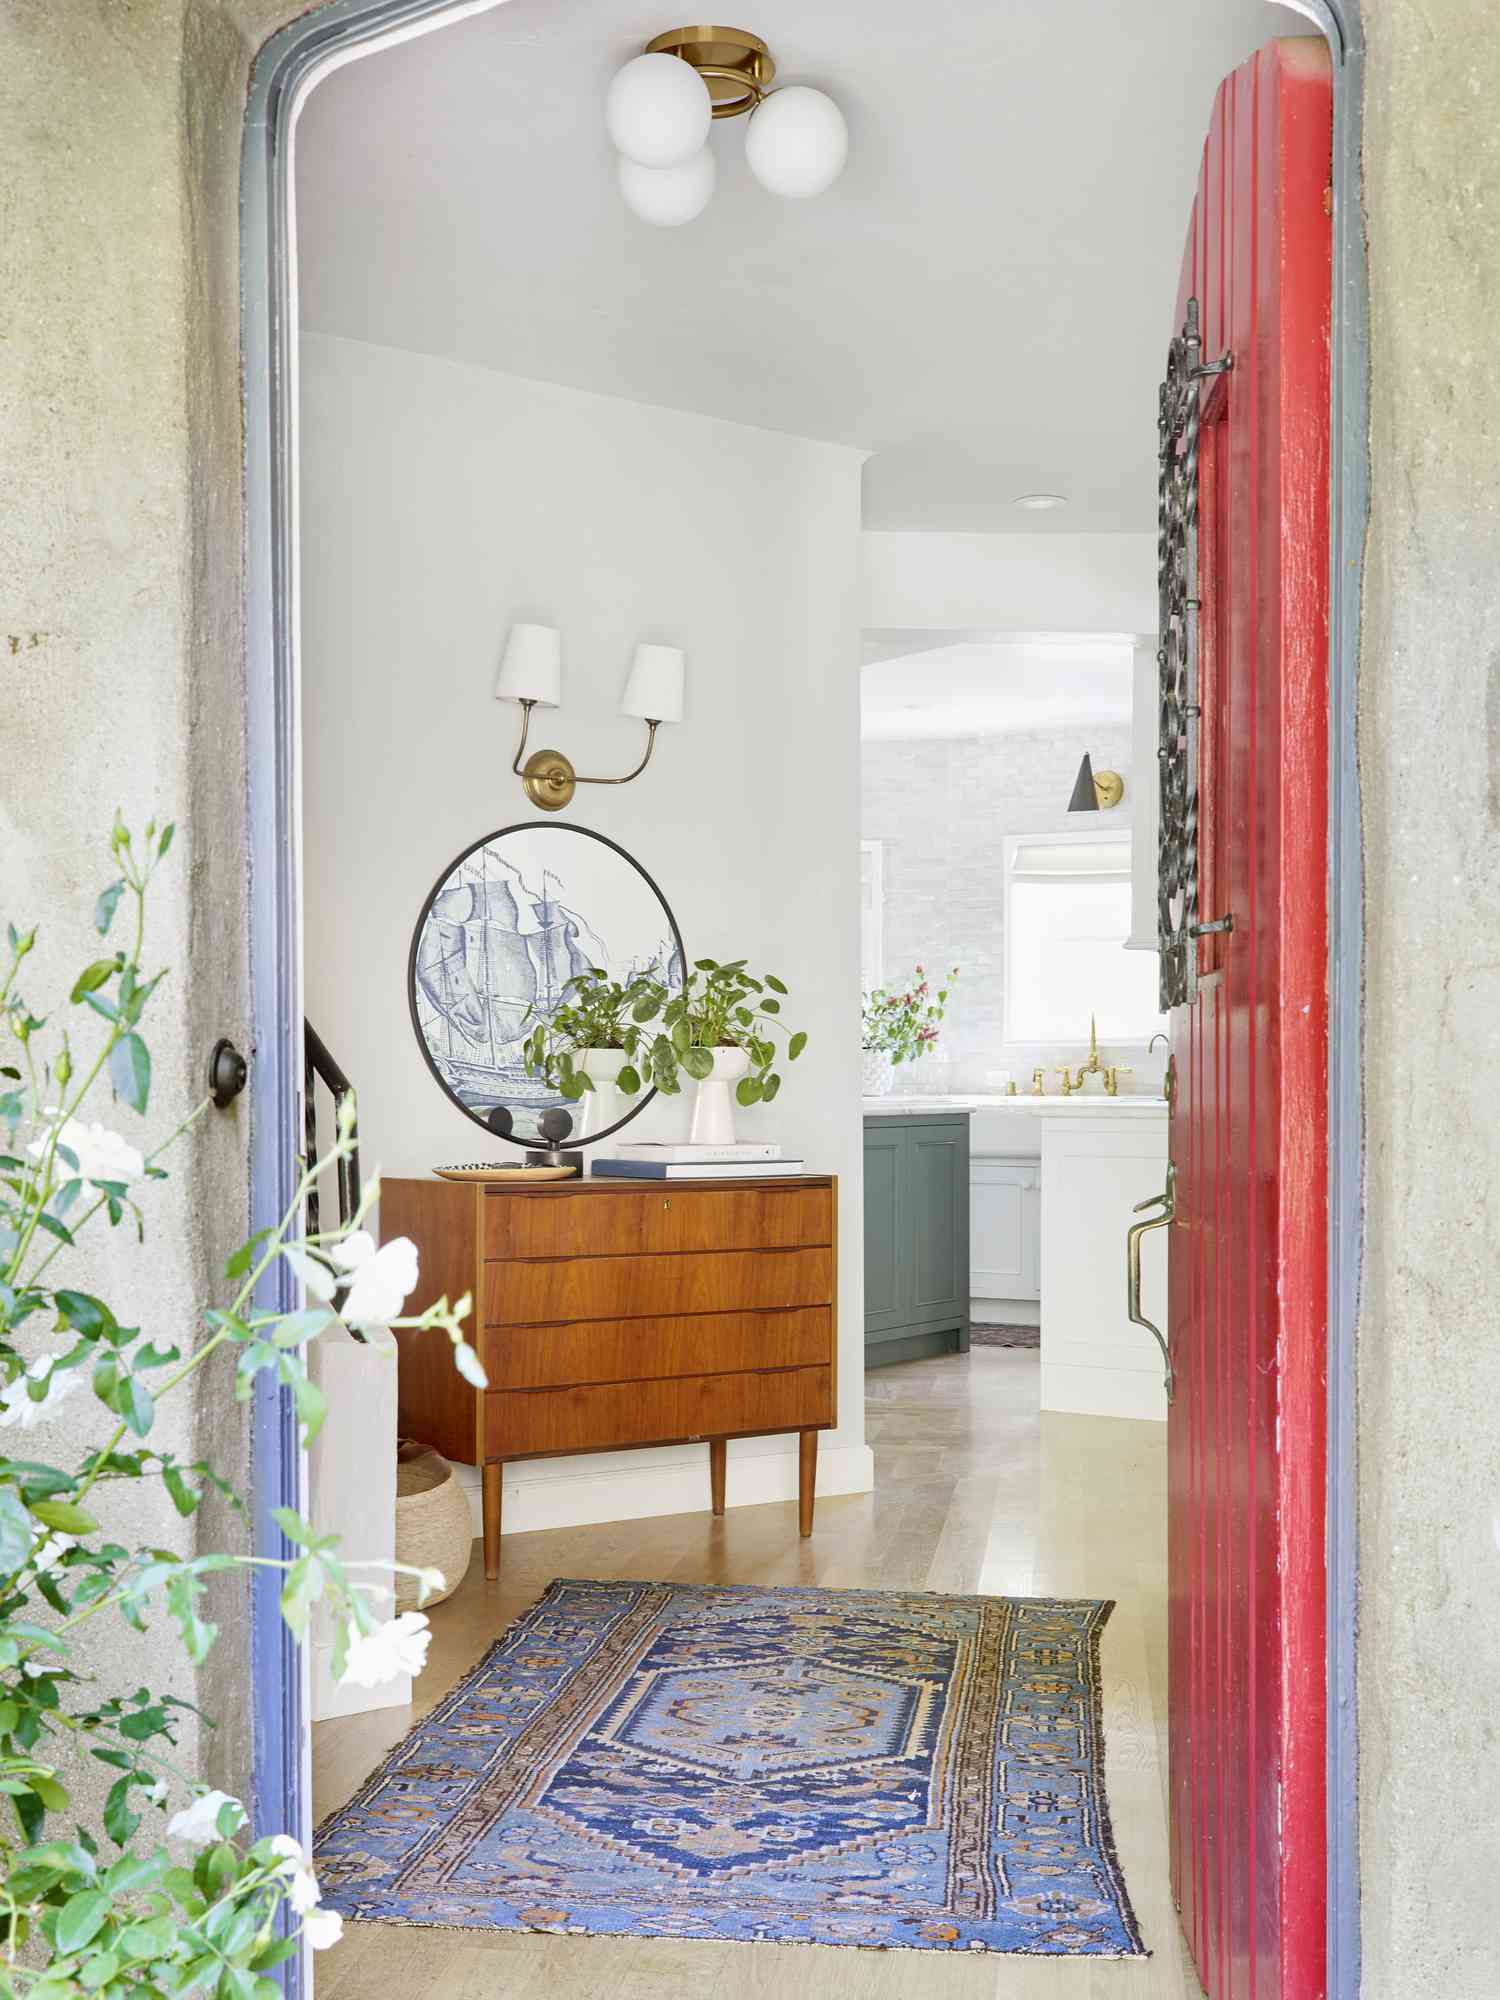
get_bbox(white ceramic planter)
[689,1046,752,1145]
[577,1046,631,1139]
[862,1047,895,1097]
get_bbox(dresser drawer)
[484,1364,832,1458]
[483,1183,833,1259]
[484,1246,833,1326]
[482,1307,833,1389]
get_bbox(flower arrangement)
[526,958,808,1108]
[0,818,478,1993]
[862,963,960,1065]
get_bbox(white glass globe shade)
[617,146,716,227]
[745,86,848,198]
[606,52,712,170]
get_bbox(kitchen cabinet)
[861,1111,970,1368]
[970,1156,1041,1304]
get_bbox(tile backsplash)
[861,723,1167,1095]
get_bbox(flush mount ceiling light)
[608,26,848,226]
[1014,492,1070,512]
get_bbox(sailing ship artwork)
[410,826,684,1143]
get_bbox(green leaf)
[94,882,125,937]
[0,1486,34,1570]
[270,1507,310,1549]
[616,1064,641,1096]
[55,1290,119,1340]
[103,1777,140,1848]
[55,1887,111,1954]
[108,1032,151,1114]
[69,960,118,1005]
[30,1500,100,1536]
[787,1031,808,1061]
[761,1073,782,1102]
[735,1076,765,1107]
[79,1950,121,1991]
[679,1046,714,1082]
[759,997,781,1015]
[764,974,788,994]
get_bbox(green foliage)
[0,823,476,1995]
[526,960,809,1111]
[861,963,960,1065]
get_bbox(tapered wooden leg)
[482,1461,503,1581]
[798,1429,818,1538]
[709,1438,727,1517]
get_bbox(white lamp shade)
[617,147,715,227]
[606,52,712,170]
[494,622,562,706]
[620,643,685,723]
[745,86,848,199]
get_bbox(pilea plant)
[524,960,809,1108]
[520,970,660,1102]
[0,818,478,1998]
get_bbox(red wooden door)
[1162,40,1331,2000]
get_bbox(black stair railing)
[303,1021,363,1335]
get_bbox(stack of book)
[591,1142,806,1180]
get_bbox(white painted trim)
[451,1441,876,1538]
[1039,1362,1166,1423]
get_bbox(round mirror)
[407,822,685,1148]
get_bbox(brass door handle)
[1127,1161,1176,1400]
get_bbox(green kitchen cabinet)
[862,1110,971,1367]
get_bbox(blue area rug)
[315,1579,1144,1957]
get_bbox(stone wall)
[1358,2,1500,1991]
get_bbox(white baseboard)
[1041,1361,1167,1422]
[310,1640,411,1723]
[973,1298,1040,1326]
[452,1438,877,1538]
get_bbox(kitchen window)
[1004,832,1166,1044]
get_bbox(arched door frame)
[241,5,1367,1993]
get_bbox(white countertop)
[862,1092,1167,1115]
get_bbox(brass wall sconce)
[495,624,685,814]
[1067,751,1125,812]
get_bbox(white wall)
[862,723,1167,1092]
[299,332,872,1530]
[861,531,1158,634]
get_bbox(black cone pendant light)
[1068,752,1100,812]
[1067,752,1125,812]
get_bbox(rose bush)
[0,819,480,1997]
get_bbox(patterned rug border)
[316,1578,1148,1960]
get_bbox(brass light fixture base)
[1093,769,1125,809]
[522,748,578,814]
[644,25,775,118]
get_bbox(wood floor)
[313,1350,1205,1998]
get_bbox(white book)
[611,1140,784,1163]
[592,1158,806,1180]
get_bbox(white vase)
[576,1047,629,1139]
[862,1047,895,1097]
[688,1047,752,1146]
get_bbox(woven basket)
[393,1440,473,1611]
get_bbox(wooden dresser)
[380,1174,838,1578]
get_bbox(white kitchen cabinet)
[970,1156,1040,1304]
[1040,1109,1170,1420]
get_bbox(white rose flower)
[340,1610,432,1688]
[30,1118,145,1186]
[328,1231,419,1331]
[268,1832,323,1915]
[166,1788,245,1848]
[0,1354,83,1432]
[146,1779,169,1807]
[303,1907,344,1951]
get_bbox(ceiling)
[295,0,1310,534]
[861,634,1135,740]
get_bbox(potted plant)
[522,968,659,1135]
[528,958,808,1145]
[861,963,959,1096]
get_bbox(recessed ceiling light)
[1013,492,1069,512]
